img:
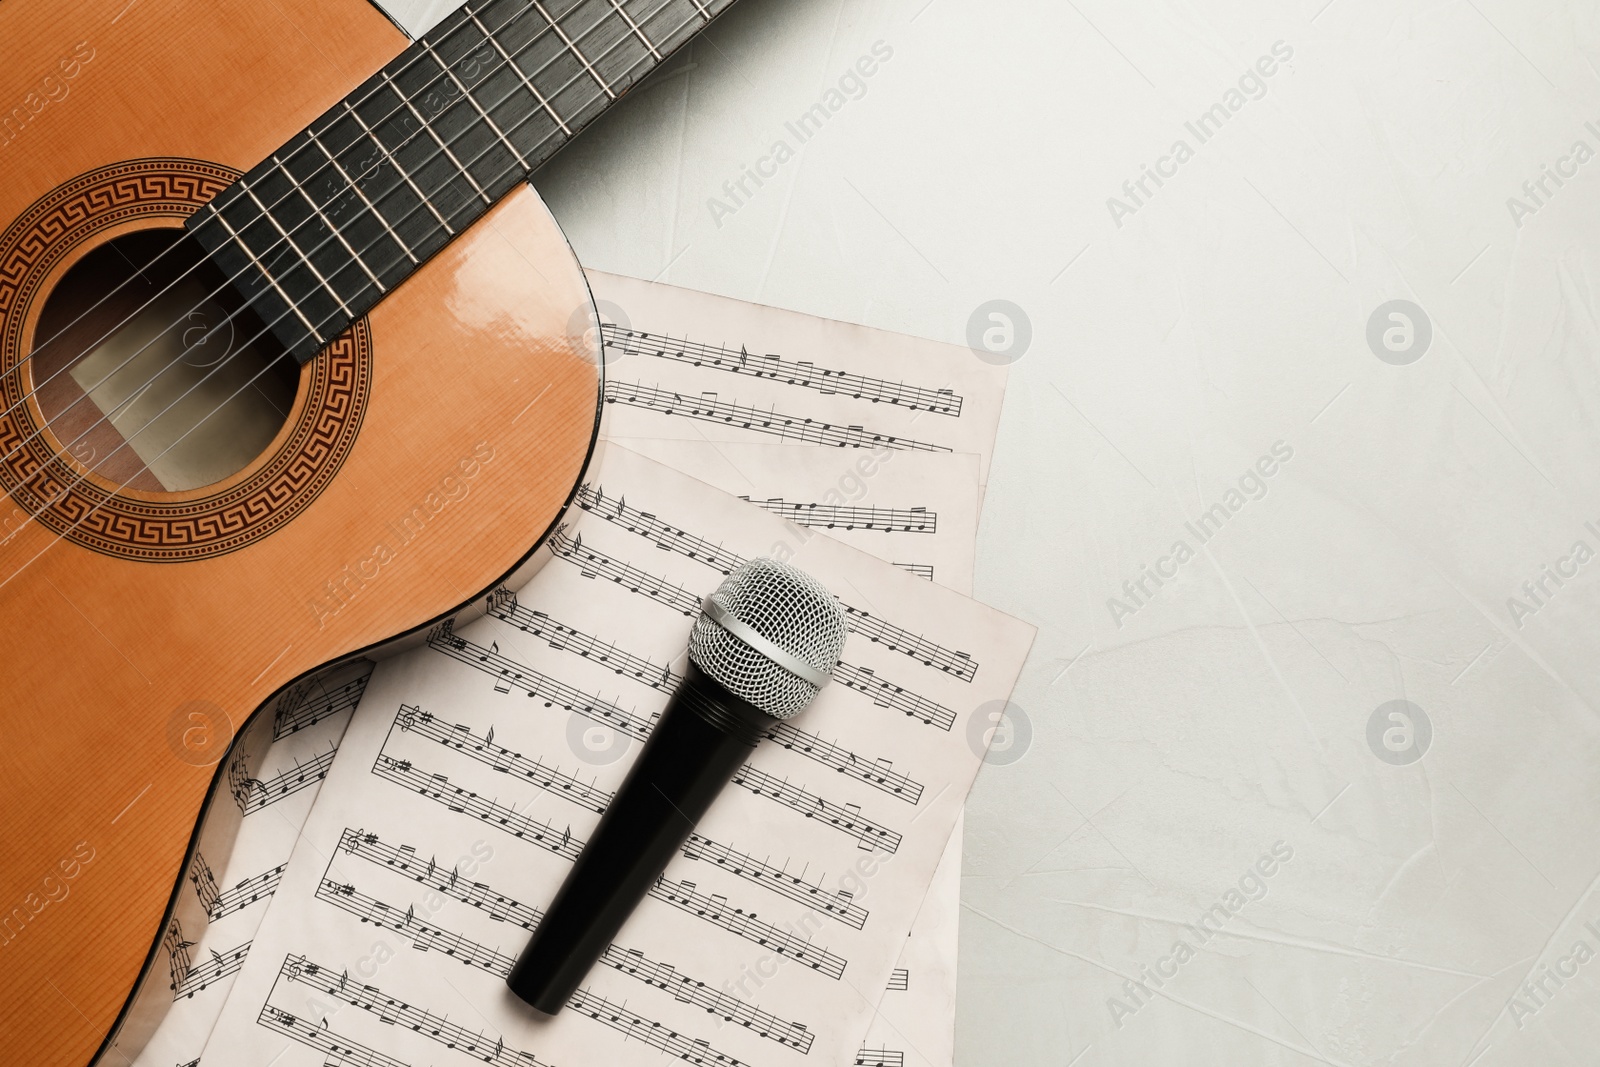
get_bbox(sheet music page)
[123,661,372,1067]
[585,271,1008,488]
[200,444,1032,1067]
[608,440,977,1067]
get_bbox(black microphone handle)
[506,661,771,1014]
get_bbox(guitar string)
[0,2,708,584]
[0,0,668,464]
[8,0,658,415]
[7,0,592,430]
[0,0,691,521]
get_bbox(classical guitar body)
[0,0,713,1059]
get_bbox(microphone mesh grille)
[689,558,848,719]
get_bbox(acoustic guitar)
[0,0,732,1061]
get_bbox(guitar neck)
[188,0,731,363]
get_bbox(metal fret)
[420,40,530,171]
[606,0,663,59]
[380,71,492,206]
[304,130,419,265]
[530,0,618,100]
[205,202,322,343]
[465,7,573,136]
[339,99,456,235]
[270,155,387,294]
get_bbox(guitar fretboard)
[190,0,731,362]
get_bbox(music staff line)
[740,497,937,534]
[191,854,285,921]
[601,324,965,417]
[367,725,868,928]
[372,753,583,862]
[481,594,924,802]
[229,745,338,815]
[258,1004,411,1067]
[681,834,869,930]
[164,917,249,1001]
[390,700,904,850]
[544,530,961,730]
[429,619,657,739]
[732,765,900,853]
[334,828,815,1051]
[277,954,556,1067]
[573,485,977,681]
[272,673,369,740]
[488,587,679,686]
[312,872,823,1054]
[397,706,615,815]
[367,750,861,956]
[604,379,951,454]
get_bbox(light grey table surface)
[381,1,1600,1062]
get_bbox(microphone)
[506,557,848,1014]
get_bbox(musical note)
[605,380,951,453]
[600,324,965,416]
[893,562,935,581]
[854,1047,907,1067]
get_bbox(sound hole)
[32,228,299,493]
